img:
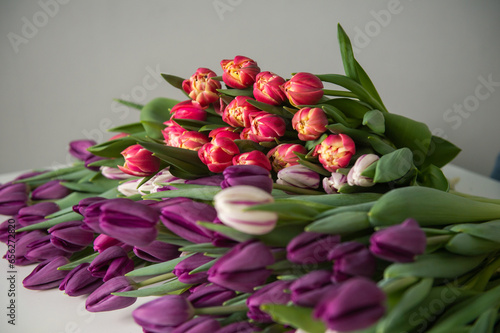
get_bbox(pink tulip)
[222,96,260,128]
[170,100,207,122]
[220,55,260,89]
[118,144,161,177]
[247,112,286,142]
[162,120,187,147]
[182,68,221,106]
[232,150,272,171]
[179,131,210,151]
[198,137,240,173]
[266,143,308,172]
[281,72,324,106]
[209,127,241,141]
[313,134,355,172]
[292,107,328,141]
[253,71,287,105]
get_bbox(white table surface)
[0,164,499,333]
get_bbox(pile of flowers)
[2,24,500,333]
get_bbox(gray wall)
[1,0,499,177]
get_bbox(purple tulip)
[185,174,224,186]
[370,218,426,263]
[132,295,195,331]
[31,180,71,200]
[49,220,95,252]
[208,240,274,293]
[0,217,26,244]
[7,230,47,266]
[13,170,46,181]
[69,139,96,160]
[22,256,70,290]
[220,165,273,193]
[86,276,137,312]
[88,246,134,282]
[17,202,60,227]
[328,242,376,282]
[73,196,105,216]
[211,218,238,248]
[74,197,107,232]
[286,232,341,265]
[160,200,217,244]
[0,182,29,216]
[314,277,386,332]
[290,270,335,307]
[93,234,132,253]
[172,316,220,333]
[84,154,104,171]
[277,164,321,189]
[24,233,72,262]
[59,263,104,296]
[133,241,180,263]
[98,198,160,246]
[215,322,261,333]
[246,280,292,323]
[173,253,214,285]
[187,283,236,308]
[322,173,347,194]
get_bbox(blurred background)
[1,0,499,177]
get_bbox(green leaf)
[108,122,145,134]
[53,192,98,210]
[449,220,500,243]
[199,124,228,132]
[422,135,462,168]
[285,192,382,207]
[337,23,359,82]
[326,123,376,146]
[373,148,413,183]
[57,253,99,271]
[322,98,370,119]
[113,99,143,111]
[257,223,310,247]
[469,307,497,333]
[321,105,351,127]
[114,279,192,297]
[260,304,326,333]
[367,136,396,155]
[197,221,254,243]
[140,97,180,140]
[384,251,486,279]
[126,253,194,277]
[305,211,370,234]
[87,157,124,168]
[144,186,220,201]
[362,109,385,134]
[179,243,229,255]
[161,73,186,90]
[354,60,387,112]
[445,233,500,256]
[383,113,432,166]
[417,164,450,191]
[87,136,139,158]
[16,211,83,232]
[217,88,254,97]
[247,99,292,118]
[13,165,85,184]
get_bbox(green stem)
[272,183,324,195]
[380,276,419,294]
[449,190,500,205]
[426,235,454,247]
[468,256,500,291]
[323,89,358,98]
[194,304,248,316]
[135,273,176,288]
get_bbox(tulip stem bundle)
[2,23,500,333]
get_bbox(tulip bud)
[179,131,210,151]
[214,185,278,235]
[198,137,240,173]
[84,154,103,172]
[292,107,328,141]
[162,120,187,147]
[0,183,29,216]
[347,154,380,187]
[313,277,386,332]
[221,165,273,194]
[266,143,307,172]
[232,150,272,172]
[277,164,321,189]
[187,283,236,308]
[49,220,95,252]
[160,199,217,244]
[173,253,214,284]
[253,71,287,105]
[88,246,134,282]
[313,134,356,172]
[8,230,47,266]
[322,173,347,194]
[209,126,241,141]
[172,316,221,333]
[22,256,70,290]
[215,322,261,333]
[290,270,334,307]
[24,233,72,262]
[281,72,324,107]
[59,263,104,296]
[171,100,208,121]
[86,276,137,312]
[93,234,132,253]
[118,144,161,177]
[328,241,376,282]
[246,280,292,323]
[0,218,25,244]
[369,218,426,263]
[222,96,260,128]
[220,55,260,89]
[182,68,221,107]
[73,196,105,217]
[133,240,180,263]
[247,112,286,142]
[69,139,96,161]
[31,180,71,200]
[208,240,274,293]
[287,232,341,265]
[132,295,195,331]
[100,166,134,180]
[17,202,60,227]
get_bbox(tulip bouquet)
[2,24,500,333]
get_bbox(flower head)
[292,107,328,141]
[253,71,287,105]
[347,154,380,187]
[132,295,194,331]
[198,137,240,173]
[118,144,161,177]
[182,68,221,106]
[247,112,286,142]
[266,143,307,172]
[313,134,356,172]
[170,100,208,121]
[232,151,272,173]
[221,55,260,89]
[222,96,260,128]
[281,72,324,107]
